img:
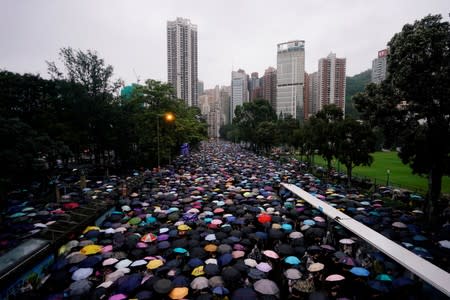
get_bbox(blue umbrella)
[413,235,427,241]
[350,267,370,277]
[368,280,390,293]
[303,219,316,226]
[218,253,233,266]
[188,257,204,268]
[392,277,414,288]
[284,256,301,265]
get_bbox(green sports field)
[311,151,450,195]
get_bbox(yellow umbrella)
[177,224,191,231]
[191,265,205,277]
[147,259,164,270]
[80,244,102,255]
[83,226,100,234]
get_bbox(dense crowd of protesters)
[2,141,450,300]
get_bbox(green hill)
[345,69,372,118]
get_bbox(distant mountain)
[345,69,372,118]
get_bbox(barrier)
[282,183,450,297]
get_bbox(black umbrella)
[221,266,241,282]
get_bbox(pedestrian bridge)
[282,183,450,297]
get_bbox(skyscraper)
[371,49,388,84]
[231,69,248,122]
[318,52,346,112]
[276,40,305,119]
[167,17,198,107]
[262,67,277,111]
[249,72,261,101]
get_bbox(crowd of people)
[5,141,450,299]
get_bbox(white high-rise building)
[371,49,388,84]
[167,17,198,107]
[231,69,249,122]
[276,40,305,119]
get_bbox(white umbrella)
[438,240,450,249]
[339,238,355,245]
[72,268,93,281]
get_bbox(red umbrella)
[63,202,80,210]
[258,214,272,224]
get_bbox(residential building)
[167,17,198,107]
[276,40,305,119]
[198,80,204,95]
[220,86,231,125]
[308,72,319,115]
[231,69,249,122]
[249,72,262,101]
[318,52,346,113]
[262,67,277,111]
[372,49,388,84]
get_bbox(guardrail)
[282,183,450,297]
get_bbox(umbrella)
[154,279,173,294]
[248,268,266,280]
[244,258,258,268]
[339,238,355,245]
[263,250,279,259]
[115,259,132,269]
[325,274,345,281]
[67,253,87,264]
[438,240,450,249]
[209,276,224,288]
[69,279,92,296]
[392,221,407,229]
[221,266,241,282]
[256,262,272,272]
[72,268,93,281]
[204,244,218,252]
[368,280,390,293]
[376,274,393,281]
[80,244,102,255]
[103,258,119,266]
[192,266,205,277]
[308,262,324,272]
[141,233,157,243]
[392,277,414,288]
[350,267,370,277]
[289,231,303,239]
[258,214,272,224]
[190,276,209,290]
[284,268,302,280]
[339,256,357,266]
[213,286,230,295]
[147,259,164,270]
[253,279,279,295]
[284,256,301,265]
[169,287,189,300]
[232,287,258,300]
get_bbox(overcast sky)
[1,0,448,89]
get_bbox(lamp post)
[157,112,175,170]
[386,169,391,187]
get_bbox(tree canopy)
[354,14,450,220]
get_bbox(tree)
[345,69,372,118]
[335,118,376,185]
[355,14,450,221]
[232,99,277,150]
[310,104,343,170]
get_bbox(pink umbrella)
[109,294,127,300]
[263,250,280,259]
[211,219,223,225]
[102,245,113,253]
[326,274,345,281]
[313,216,325,223]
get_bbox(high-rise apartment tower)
[167,17,198,107]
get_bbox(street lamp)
[157,112,175,170]
[386,169,391,186]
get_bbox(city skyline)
[0,0,448,89]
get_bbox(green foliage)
[232,99,277,149]
[335,118,377,184]
[354,14,450,220]
[346,69,372,118]
[0,49,207,195]
[309,105,343,169]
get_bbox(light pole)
[157,112,175,170]
[386,169,391,186]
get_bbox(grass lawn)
[311,151,450,195]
